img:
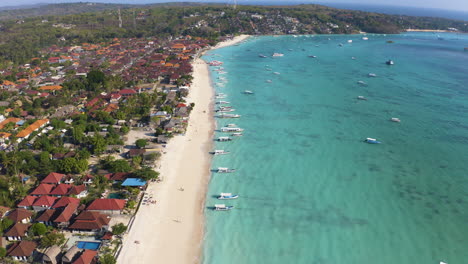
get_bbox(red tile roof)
[35,209,58,222]
[110,172,130,181]
[17,196,37,207]
[86,199,126,211]
[50,184,72,196]
[32,196,58,207]
[68,185,86,196]
[7,209,33,222]
[69,211,110,230]
[72,249,97,264]
[52,197,80,209]
[7,241,37,257]
[42,172,65,184]
[30,184,54,195]
[4,223,31,237]
[54,203,79,223]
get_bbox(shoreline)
[117,34,250,264]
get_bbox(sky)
[0,0,467,12]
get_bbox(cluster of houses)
[1,171,148,262]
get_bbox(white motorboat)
[221,127,244,132]
[386,60,394,65]
[210,150,230,155]
[362,37,369,40]
[258,54,268,58]
[226,123,237,127]
[308,55,317,58]
[214,204,234,211]
[216,101,230,105]
[216,167,236,173]
[217,137,232,142]
[390,117,401,122]
[357,80,367,86]
[364,138,381,144]
[272,53,284,57]
[244,90,254,94]
[218,193,239,200]
[368,73,377,77]
[273,72,281,75]
[216,108,235,113]
[266,80,272,83]
[347,40,353,43]
[357,96,367,100]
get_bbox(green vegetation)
[111,223,127,235]
[40,231,66,248]
[0,3,466,65]
[135,139,147,149]
[30,223,47,236]
[99,254,117,264]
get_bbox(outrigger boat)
[217,113,241,118]
[226,123,237,127]
[218,193,239,200]
[217,137,232,142]
[231,133,243,136]
[216,108,235,113]
[210,150,230,155]
[216,101,230,105]
[214,204,234,211]
[216,167,236,173]
[220,127,244,132]
[364,138,381,144]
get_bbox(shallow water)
[203,33,468,264]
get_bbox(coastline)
[117,34,250,264]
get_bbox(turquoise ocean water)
[202,33,468,264]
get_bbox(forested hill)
[0,3,466,64]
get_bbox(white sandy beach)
[117,35,249,264]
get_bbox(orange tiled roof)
[0,132,11,138]
[2,80,16,86]
[39,85,62,91]
[16,119,49,138]
[0,117,21,129]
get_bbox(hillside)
[0,3,466,64]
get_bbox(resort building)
[6,240,37,261]
[86,199,126,215]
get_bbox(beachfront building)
[86,198,126,215]
[6,209,33,224]
[68,211,111,234]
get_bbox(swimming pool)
[76,241,101,250]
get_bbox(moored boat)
[362,37,369,40]
[308,55,317,58]
[390,117,401,122]
[216,167,236,173]
[357,96,367,100]
[217,136,232,142]
[220,127,244,132]
[357,80,367,86]
[210,150,230,155]
[364,138,381,144]
[217,113,241,118]
[231,133,243,137]
[218,193,239,200]
[216,101,230,105]
[243,90,254,94]
[216,108,235,113]
[368,73,377,77]
[386,60,394,65]
[272,53,284,57]
[226,123,237,127]
[214,204,234,211]
[258,54,268,58]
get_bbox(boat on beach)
[216,167,236,173]
[220,127,244,132]
[243,90,254,94]
[214,204,234,211]
[217,113,241,118]
[390,117,401,122]
[364,138,381,144]
[218,193,239,200]
[217,137,232,142]
[210,150,230,155]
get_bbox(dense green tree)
[40,232,66,248]
[104,159,132,173]
[111,223,127,235]
[135,139,147,149]
[133,167,159,181]
[99,254,116,264]
[31,223,47,236]
[0,218,13,233]
[0,247,6,258]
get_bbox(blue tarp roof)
[122,178,147,187]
